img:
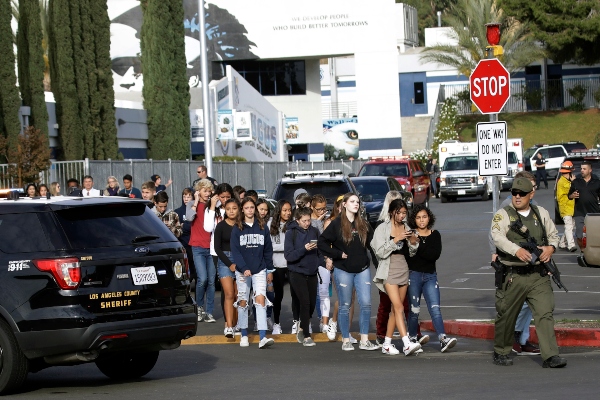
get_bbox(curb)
[183,332,378,345]
[419,320,600,347]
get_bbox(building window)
[222,60,306,95]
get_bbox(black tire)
[441,195,448,203]
[95,351,159,380]
[0,320,29,395]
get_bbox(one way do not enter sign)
[470,59,510,114]
[477,121,507,176]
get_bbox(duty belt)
[511,265,544,275]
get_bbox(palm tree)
[420,0,546,76]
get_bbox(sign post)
[470,25,510,212]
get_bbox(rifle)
[509,220,568,292]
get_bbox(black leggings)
[272,268,287,324]
[288,271,317,338]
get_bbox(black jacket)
[568,174,600,216]
[318,217,373,273]
[284,221,321,276]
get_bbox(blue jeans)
[515,302,533,344]
[335,268,371,338]
[192,246,215,314]
[408,271,445,338]
[235,269,272,331]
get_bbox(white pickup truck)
[438,153,493,203]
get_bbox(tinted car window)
[353,181,389,201]
[0,213,54,253]
[54,203,176,249]
[536,149,549,158]
[359,163,409,177]
[275,181,351,204]
[549,147,566,158]
[508,152,518,164]
[443,156,478,171]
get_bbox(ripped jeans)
[335,267,371,339]
[235,269,272,331]
[407,271,445,339]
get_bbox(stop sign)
[470,59,510,114]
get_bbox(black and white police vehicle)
[0,192,196,394]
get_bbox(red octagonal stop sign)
[470,59,510,114]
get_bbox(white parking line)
[451,278,470,283]
[465,273,494,275]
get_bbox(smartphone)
[310,239,318,245]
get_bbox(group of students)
[177,177,457,354]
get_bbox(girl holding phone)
[284,207,322,346]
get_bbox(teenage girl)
[214,199,240,337]
[371,199,421,356]
[267,200,293,334]
[319,193,377,351]
[230,198,275,349]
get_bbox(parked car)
[271,169,360,213]
[355,156,431,207]
[578,213,600,268]
[526,142,586,177]
[0,193,196,394]
[349,176,413,227]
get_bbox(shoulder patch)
[492,214,503,222]
[509,216,516,222]
[492,223,501,231]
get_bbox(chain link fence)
[2,159,366,201]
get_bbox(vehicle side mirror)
[360,194,373,202]
[413,171,424,177]
[348,173,356,177]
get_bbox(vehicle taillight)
[582,226,587,249]
[34,258,81,289]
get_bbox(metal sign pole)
[198,0,213,176]
[490,113,499,212]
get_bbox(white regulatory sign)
[476,121,508,176]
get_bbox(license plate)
[458,190,466,195]
[131,266,159,285]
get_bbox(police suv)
[0,192,196,394]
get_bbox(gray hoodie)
[267,218,287,268]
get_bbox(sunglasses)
[511,189,531,197]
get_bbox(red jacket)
[189,202,211,248]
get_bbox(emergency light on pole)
[471,23,510,212]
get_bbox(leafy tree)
[420,0,546,76]
[0,0,22,158]
[48,0,118,160]
[500,0,600,65]
[17,0,49,138]
[140,0,191,160]
[0,125,51,187]
[431,98,460,159]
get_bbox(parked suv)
[0,194,196,394]
[525,142,585,174]
[439,153,493,202]
[356,157,431,207]
[271,169,359,211]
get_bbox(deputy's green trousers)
[494,271,559,360]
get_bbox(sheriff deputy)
[490,177,566,368]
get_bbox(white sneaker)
[224,327,234,338]
[291,320,299,334]
[349,336,358,344]
[259,337,275,349]
[342,341,354,351]
[382,343,400,355]
[240,336,249,347]
[272,323,282,335]
[403,341,421,356]
[267,318,274,331]
[327,321,337,341]
[320,323,328,333]
[359,341,378,351]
